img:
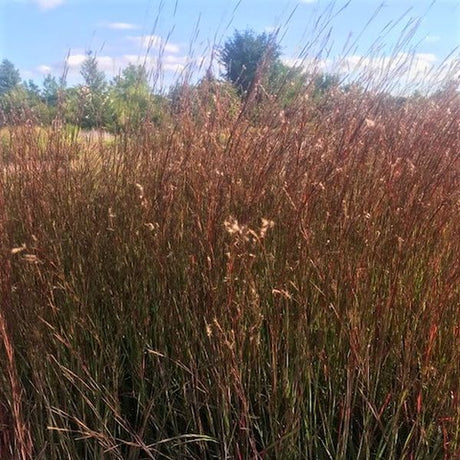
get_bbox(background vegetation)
[0,26,459,459]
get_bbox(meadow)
[0,60,459,458]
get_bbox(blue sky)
[0,0,459,90]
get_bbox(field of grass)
[1,75,459,458]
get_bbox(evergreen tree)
[0,59,21,95]
[79,52,108,128]
[43,74,60,106]
[81,52,106,93]
[23,79,41,100]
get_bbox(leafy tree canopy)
[219,29,281,95]
[108,64,165,132]
[112,64,150,93]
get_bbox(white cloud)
[282,56,330,72]
[431,57,460,84]
[282,51,459,93]
[63,53,189,76]
[160,54,189,72]
[66,54,87,68]
[13,0,65,9]
[127,35,180,54]
[285,52,439,80]
[337,52,438,80]
[104,22,140,30]
[34,0,64,10]
[36,64,52,74]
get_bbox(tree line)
[1,29,449,132]
[0,51,166,131]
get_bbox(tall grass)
[1,42,459,460]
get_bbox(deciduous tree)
[219,30,281,96]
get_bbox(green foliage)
[0,62,61,125]
[79,52,109,129]
[42,74,60,106]
[108,64,153,131]
[0,85,51,125]
[60,86,81,126]
[219,29,281,95]
[0,59,21,95]
[80,52,106,94]
[0,52,344,133]
[0,86,28,118]
[268,61,307,105]
[312,73,341,97]
[23,79,41,99]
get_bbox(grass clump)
[1,36,459,460]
